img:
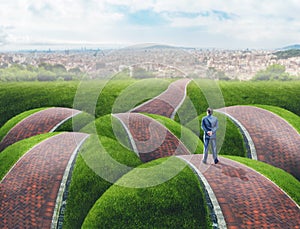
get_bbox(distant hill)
[274,48,300,59]
[125,43,177,50]
[280,44,300,50]
[123,43,196,51]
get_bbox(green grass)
[62,153,112,229]
[175,80,209,124]
[0,79,299,228]
[81,114,134,150]
[1,80,299,127]
[0,81,79,126]
[54,112,94,132]
[63,135,142,229]
[98,135,142,168]
[109,78,170,114]
[0,107,47,142]
[182,80,300,116]
[219,81,300,116]
[82,157,211,229]
[0,79,170,126]
[253,105,300,133]
[0,80,132,126]
[76,78,169,118]
[225,156,300,205]
[0,133,58,180]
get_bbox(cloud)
[1,0,300,49]
[0,26,10,46]
[0,27,7,46]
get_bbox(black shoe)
[214,158,219,164]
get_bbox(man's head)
[207,107,213,115]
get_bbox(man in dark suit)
[201,108,219,164]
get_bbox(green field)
[1,80,300,126]
[0,79,299,228]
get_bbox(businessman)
[201,108,219,164]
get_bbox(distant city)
[1,44,300,80]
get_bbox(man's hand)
[207,131,212,136]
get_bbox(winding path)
[126,82,300,227]
[0,132,89,228]
[1,79,299,228]
[114,79,193,162]
[131,78,191,119]
[179,154,300,228]
[217,106,300,180]
[114,113,190,162]
[0,107,82,152]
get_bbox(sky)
[0,0,299,51]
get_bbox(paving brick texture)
[0,132,88,229]
[179,154,300,229]
[131,78,191,118]
[0,107,81,152]
[114,113,190,162]
[217,106,300,180]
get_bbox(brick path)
[179,154,300,228]
[217,106,300,180]
[0,132,89,229]
[1,79,298,229]
[0,107,81,152]
[114,113,190,162]
[131,78,191,119]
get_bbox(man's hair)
[207,108,213,115]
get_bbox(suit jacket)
[201,114,218,139]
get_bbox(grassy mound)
[75,78,169,118]
[54,111,94,132]
[0,107,46,142]
[109,78,170,114]
[219,81,300,116]
[0,80,136,126]
[0,133,58,180]
[0,79,299,228]
[63,135,142,229]
[80,114,133,150]
[1,80,299,126]
[82,157,211,229]
[180,80,300,117]
[0,81,79,126]
[226,156,300,205]
[175,80,209,124]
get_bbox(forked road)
[0,132,89,228]
[179,155,300,228]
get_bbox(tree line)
[0,63,84,82]
[274,49,300,59]
[204,64,299,81]
[252,64,299,81]
[0,62,299,82]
